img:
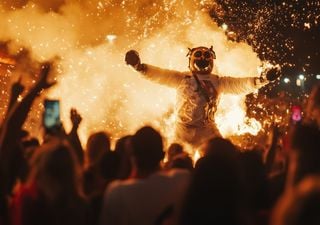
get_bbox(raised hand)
[11,77,25,98]
[125,50,141,69]
[264,67,281,81]
[35,62,56,91]
[70,108,82,129]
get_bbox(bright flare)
[215,94,261,137]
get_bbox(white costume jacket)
[140,64,267,128]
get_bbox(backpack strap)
[192,73,211,104]
[192,73,217,121]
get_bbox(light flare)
[215,94,262,137]
[193,150,201,164]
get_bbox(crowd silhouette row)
[0,63,320,225]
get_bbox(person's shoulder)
[164,168,191,180]
[172,168,191,174]
[107,178,139,192]
[17,182,38,199]
[103,179,135,201]
[164,169,191,188]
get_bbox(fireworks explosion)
[0,0,318,149]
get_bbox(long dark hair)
[28,139,84,204]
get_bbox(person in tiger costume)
[125,46,279,146]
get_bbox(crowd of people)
[0,61,320,225]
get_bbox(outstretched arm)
[217,67,280,95]
[68,108,84,165]
[0,63,55,195]
[0,63,55,145]
[125,50,185,87]
[6,77,25,116]
[217,76,263,95]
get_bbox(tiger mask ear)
[186,47,193,57]
[209,46,216,59]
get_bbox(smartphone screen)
[44,99,60,129]
[291,105,302,123]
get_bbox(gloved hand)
[125,50,141,70]
[264,67,281,81]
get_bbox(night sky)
[210,0,320,96]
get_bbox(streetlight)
[299,74,305,80]
[283,77,290,83]
[316,74,320,80]
[297,74,305,92]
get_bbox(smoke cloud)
[0,0,263,145]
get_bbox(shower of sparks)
[210,1,320,74]
[0,0,318,151]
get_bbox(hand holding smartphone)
[43,99,61,130]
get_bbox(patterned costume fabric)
[139,64,268,146]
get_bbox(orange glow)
[215,94,262,137]
[193,150,201,164]
[0,51,16,65]
[0,1,269,148]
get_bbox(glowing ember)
[193,150,201,164]
[0,52,16,65]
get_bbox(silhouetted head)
[290,124,320,185]
[86,131,110,166]
[29,140,82,201]
[240,149,267,211]
[115,135,132,155]
[167,143,184,162]
[114,135,133,179]
[131,126,164,172]
[187,46,216,74]
[202,137,238,157]
[170,154,193,171]
[179,138,248,225]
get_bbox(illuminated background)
[0,0,319,149]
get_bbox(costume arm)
[217,76,268,95]
[139,64,185,87]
